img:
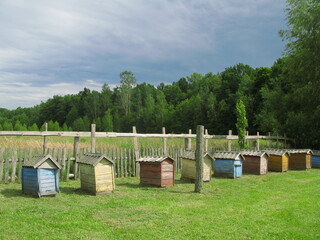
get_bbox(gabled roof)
[213,151,244,160]
[241,150,269,158]
[78,153,113,166]
[264,149,289,156]
[312,150,320,156]
[285,149,313,154]
[181,151,213,160]
[23,154,61,169]
[137,156,174,163]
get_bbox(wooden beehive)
[265,150,289,172]
[137,156,174,187]
[312,150,320,168]
[181,151,213,182]
[241,150,269,175]
[78,153,115,195]
[213,152,244,178]
[22,154,61,197]
[287,149,312,170]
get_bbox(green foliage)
[236,100,248,149]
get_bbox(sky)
[0,0,287,110]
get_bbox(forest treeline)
[0,0,319,148]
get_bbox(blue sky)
[0,0,287,110]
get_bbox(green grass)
[0,170,319,240]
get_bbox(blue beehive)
[213,152,244,178]
[22,154,61,197]
[312,150,320,168]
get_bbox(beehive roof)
[181,151,213,160]
[264,149,289,156]
[137,156,174,163]
[213,151,244,160]
[312,150,320,156]
[23,154,61,169]
[285,149,313,154]
[241,150,268,157]
[78,153,113,166]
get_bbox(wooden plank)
[17,148,23,183]
[120,148,123,177]
[91,124,96,153]
[124,148,128,177]
[66,149,71,181]
[62,148,66,181]
[133,126,140,176]
[0,148,3,183]
[11,148,17,183]
[5,149,10,183]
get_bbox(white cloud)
[0,0,286,109]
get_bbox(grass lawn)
[1,170,319,240]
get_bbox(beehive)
[137,156,174,187]
[213,152,244,178]
[265,150,289,172]
[287,149,312,170]
[241,150,268,175]
[22,154,61,197]
[312,150,320,168]
[78,153,115,195]
[181,152,213,182]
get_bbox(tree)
[277,0,320,147]
[119,71,136,115]
[28,123,39,131]
[236,100,248,149]
[101,110,113,132]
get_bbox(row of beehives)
[20,149,319,197]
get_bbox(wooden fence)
[0,147,189,184]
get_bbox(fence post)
[43,122,48,154]
[133,126,140,176]
[91,124,96,153]
[268,132,271,147]
[195,125,204,193]
[184,129,192,150]
[205,129,208,153]
[73,136,79,180]
[227,130,232,151]
[257,132,260,151]
[162,127,167,155]
[245,131,249,148]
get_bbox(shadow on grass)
[59,186,91,196]
[1,189,35,198]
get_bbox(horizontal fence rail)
[0,130,291,140]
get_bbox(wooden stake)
[205,129,208,152]
[227,130,232,151]
[43,122,48,154]
[73,136,79,180]
[257,132,260,151]
[195,125,204,193]
[162,127,167,155]
[133,126,140,176]
[91,124,96,153]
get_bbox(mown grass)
[0,170,319,240]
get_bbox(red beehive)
[137,156,175,187]
[241,151,269,175]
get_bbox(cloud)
[0,0,286,109]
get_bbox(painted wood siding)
[234,160,242,178]
[242,155,268,175]
[289,154,311,170]
[214,160,236,178]
[268,155,288,172]
[160,160,174,187]
[79,160,115,194]
[312,155,320,168]
[181,157,211,181]
[22,168,38,194]
[39,169,59,196]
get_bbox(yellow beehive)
[266,150,289,172]
[181,151,213,182]
[78,153,115,195]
